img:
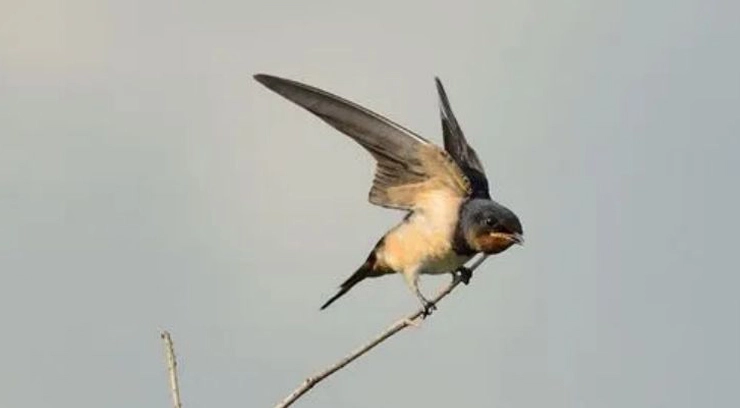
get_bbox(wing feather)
[435,77,490,198]
[255,74,471,210]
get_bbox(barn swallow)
[254,74,523,316]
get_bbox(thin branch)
[161,330,183,408]
[274,255,490,408]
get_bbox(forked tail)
[319,245,391,311]
[319,263,370,310]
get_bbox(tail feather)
[320,264,370,310]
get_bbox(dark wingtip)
[253,73,275,86]
[434,76,445,93]
[253,74,309,96]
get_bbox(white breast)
[421,251,472,275]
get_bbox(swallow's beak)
[510,232,524,246]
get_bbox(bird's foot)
[420,299,437,318]
[458,266,473,285]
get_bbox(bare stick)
[274,255,489,408]
[161,330,183,408]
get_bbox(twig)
[274,254,490,408]
[160,330,183,408]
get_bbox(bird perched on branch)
[254,74,523,316]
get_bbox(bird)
[254,73,523,316]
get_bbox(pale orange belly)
[377,215,472,275]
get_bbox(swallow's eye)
[484,217,497,227]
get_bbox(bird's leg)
[403,269,436,318]
[415,289,437,318]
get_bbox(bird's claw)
[421,300,437,318]
[458,266,473,285]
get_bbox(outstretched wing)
[254,74,471,210]
[435,77,490,198]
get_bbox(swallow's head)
[460,198,523,254]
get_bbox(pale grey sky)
[1,0,739,407]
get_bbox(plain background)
[2,0,739,407]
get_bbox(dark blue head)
[458,198,523,254]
